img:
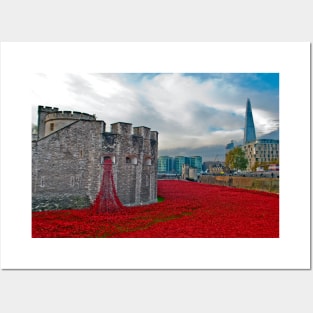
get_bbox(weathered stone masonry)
[32,106,158,211]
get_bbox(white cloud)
[253,108,279,136]
[31,73,279,153]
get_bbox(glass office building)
[157,156,173,173]
[174,156,186,175]
[190,156,202,173]
[244,98,256,144]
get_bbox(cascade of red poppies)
[91,158,124,214]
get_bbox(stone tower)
[32,106,158,211]
[243,98,256,144]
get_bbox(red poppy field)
[32,180,279,238]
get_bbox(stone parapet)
[150,131,158,141]
[111,122,133,135]
[133,126,151,139]
[45,111,96,121]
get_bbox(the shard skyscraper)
[244,98,256,144]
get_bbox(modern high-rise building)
[174,156,186,175]
[158,155,204,175]
[184,157,191,166]
[157,156,173,173]
[241,98,279,171]
[190,156,203,173]
[244,98,256,144]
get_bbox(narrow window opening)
[126,156,137,165]
[102,156,112,164]
[50,123,54,131]
[144,158,152,166]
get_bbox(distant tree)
[225,147,248,171]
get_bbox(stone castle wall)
[102,123,158,206]
[32,106,158,211]
[32,120,105,210]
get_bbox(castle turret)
[37,106,96,139]
[37,106,59,139]
[44,110,96,136]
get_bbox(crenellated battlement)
[37,106,97,139]
[38,107,157,141]
[45,111,96,121]
[111,122,133,135]
[150,131,158,141]
[133,126,151,139]
[38,106,59,113]
[111,122,157,141]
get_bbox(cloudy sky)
[31,73,279,161]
